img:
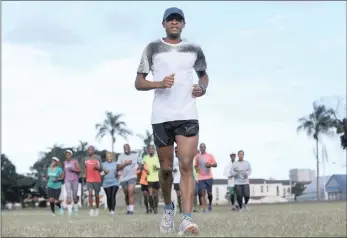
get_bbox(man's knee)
[160,168,173,179]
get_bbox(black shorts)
[173,183,180,191]
[235,184,250,197]
[148,181,160,190]
[47,187,61,200]
[152,120,199,148]
[141,184,148,192]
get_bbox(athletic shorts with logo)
[152,120,199,147]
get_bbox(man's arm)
[194,45,209,93]
[210,155,217,168]
[135,73,162,91]
[135,45,161,91]
[247,162,252,176]
[116,158,128,171]
[230,162,238,176]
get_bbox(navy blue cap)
[163,7,185,21]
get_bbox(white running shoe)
[94,209,99,216]
[160,202,176,233]
[178,216,200,236]
[89,209,94,216]
[243,204,249,211]
[110,210,115,215]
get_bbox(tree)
[297,101,335,200]
[291,183,306,201]
[95,112,132,153]
[1,154,35,206]
[136,129,153,157]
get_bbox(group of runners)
[45,6,253,236]
[45,142,220,216]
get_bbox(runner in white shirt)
[172,146,182,213]
[226,153,237,210]
[135,7,209,235]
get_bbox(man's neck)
[149,154,154,157]
[163,37,181,44]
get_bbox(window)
[266,186,269,192]
[252,187,255,195]
[276,186,279,196]
[260,186,264,193]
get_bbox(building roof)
[326,174,347,192]
[213,178,290,185]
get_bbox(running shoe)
[178,216,199,236]
[59,207,64,216]
[160,202,176,233]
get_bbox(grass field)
[2,202,346,237]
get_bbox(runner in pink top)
[194,143,217,212]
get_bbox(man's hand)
[125,160,132,165]
[205,163,211,168]
[160,73,175,88]
[192,84,206,97]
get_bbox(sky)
[2,1,346,179]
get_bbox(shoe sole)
[178,224,200,236]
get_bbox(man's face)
[162,14,185,38]
[87,146,94,156]
[238,151,244,160]
[124,144,131,153]
[147,146,155,155]
[200,143,206,153]
[230,154,236,162]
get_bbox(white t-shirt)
[137,38,207,124]
[173,156,180,184]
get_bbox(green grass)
[2,202,346,237]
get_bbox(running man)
[195,143,217,212]
[143,145,160,214]
[172,146,182,213]
[63,149,80,216]
[230,150,252,212]
[137,160,150,213]
[224,152,237,210]
[85,145,102,216]
[117,144,138,215]
[47,157,64,216]
[101,152,119,215]
[135,7,209,235]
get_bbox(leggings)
[104,185,119,211]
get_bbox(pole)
[322,145,327,200]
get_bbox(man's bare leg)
[158,146,174,206]
[176,135,198,215]
[176,135,200,235]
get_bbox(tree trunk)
[315,139,320,201]
[111,137,115,153]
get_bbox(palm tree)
[297,102,335,200]
[95,112,132,153]
[136,129,154,157]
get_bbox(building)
[296,176,331,201]
[172,178,292,205]
[325,174,347,201]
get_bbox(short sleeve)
[137,45,153,74]
[193,46,207,72]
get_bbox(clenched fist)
[160,73,175,88]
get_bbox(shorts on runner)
[86,182,101,194]
[148,181,160,190]
[174,183,180,191]
[48,187,61,200]
[121,178,137,188]
[141,184,148,192]
[198,178,213,194]
[194,181,200,195]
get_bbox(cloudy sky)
[2,1,346,179]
